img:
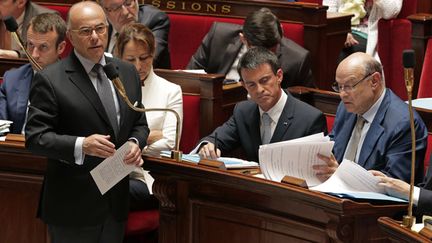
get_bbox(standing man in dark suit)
[0,13,66,134]
[315,52,427,184]
[0,0,57,58]
[98,0,171,68]
[187,8,314,89]
[25,2,149,242]
[197,47,326,162]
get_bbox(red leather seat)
[378,0,417,100]
[180,95,201,153]
[416,38,432,98]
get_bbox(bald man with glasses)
[314,52,427,185]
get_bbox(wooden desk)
[378,217,431,242]
[144,156,407,242]
[0,138,48,243]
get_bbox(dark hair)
[237,46,280,80]
[115,23,155,58]
[28,13,66,47]
[242,8,282,49]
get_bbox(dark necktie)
[344,115,366,162]
[92,64,119,135]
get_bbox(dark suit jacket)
[0,63,32,133]
[25,52,149,226]
[107,4,171,69]
[186,22,315,88]
[330,89,427,184]
[418,163,432,215]
[201,92,327,162]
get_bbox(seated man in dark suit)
[315,52,427,184]
[0,13,66,134]
[98,0,171,68]
[187,7,314,89]
[0,0,57,58]
[197,47,327,162]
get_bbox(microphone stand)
[3,16,42,71]
[402,50,416,228]
[103,64,182,162]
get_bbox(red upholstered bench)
[325,114,335,133]
[180,95,200,153]
[167,13,305,69]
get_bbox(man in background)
[197,47,326,162]
[25,2,149,241]
[0,12,66,134]
[98,0,171,68]
[0,0,56,58]
[187,7,314,89]
[315,52,427,184]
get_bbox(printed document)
[310,159,407,203]
[258,133,333,186]
[91,142,135,195]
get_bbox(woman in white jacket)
[323,0,403,62]
[116,23,183,210]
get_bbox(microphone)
[402,49,416,228]
[3,16,43,71]
[103,63,182,162]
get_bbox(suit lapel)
[334,112,357,162]
[271,94,293,142]
[219,38,243,75]
[246,104,262,149]
[15,65,33,119]
[65,53,114,133]
[357,91,389,167]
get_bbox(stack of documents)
[311,159,407,203]
[258,133,333,186]
[160,151,259,169]
[0,120,12,136]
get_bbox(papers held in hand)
[0,120,13,136]
[259,132,334,187]
[160,151,259,169]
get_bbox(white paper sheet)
[90,142,135,195]
[258,133,334,186]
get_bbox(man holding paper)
[198,47,327,162]
[315,52,427,184]
[25,2,149,242]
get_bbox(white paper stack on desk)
[0,120,13,136]
[258,132,333,186]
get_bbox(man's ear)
[239,33,249,47]
[276,68,283,85]
[57,40,67,57]
[370,72,381,89]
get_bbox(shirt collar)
[362,88,386,123]
[16,11,25,30]
[74,50,107,74]
[259,90,287,122]
[143,67,155,86]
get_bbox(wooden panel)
[0,140,48,243]
[418,0,432,13]
[379,217,431,242]
[144,156,407,243]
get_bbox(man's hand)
[313,153,339,181]
[198,142,221,160]
[370,170,410,200]
[124,141,143,167]
[0,49,19,58]
[83,134,115,158]
[344,33,359,48]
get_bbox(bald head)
[67,1,107,29]
[335,52,385,115]
[66,1,108,63]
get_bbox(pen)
[214,132,218,153]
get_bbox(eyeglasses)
[69,24,108,37]
[332,72,374,93]
[103,0,135,13]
